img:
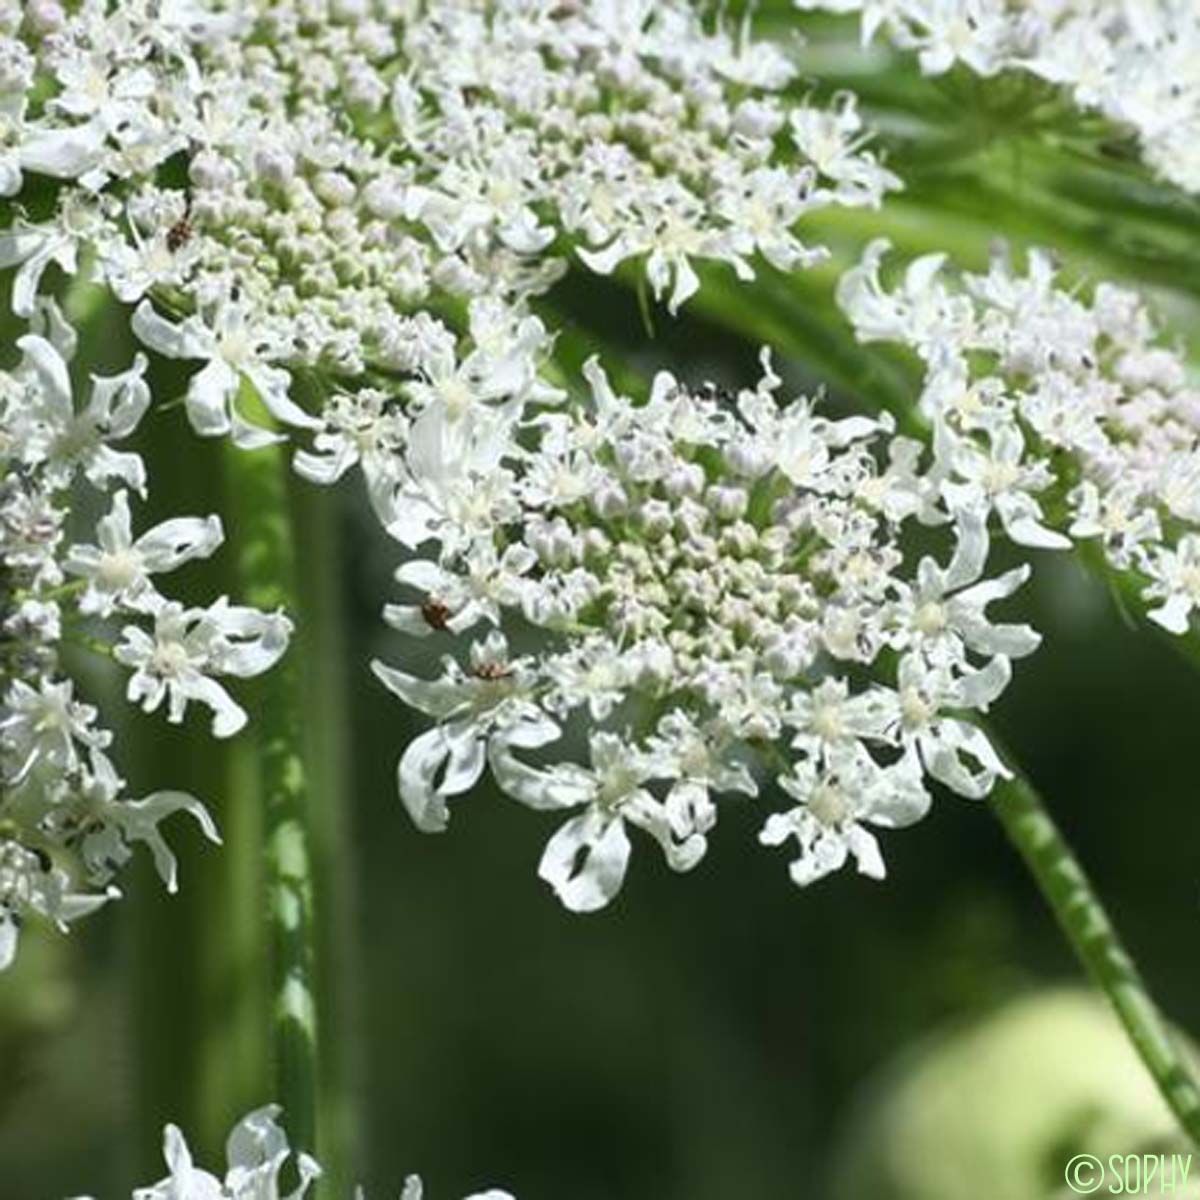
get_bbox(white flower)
[132,299,322,450]
[878,655,1013,799]
[1068,480,1162,567]
[375,361,1039,906]
[838,239,1200,638]
[292,389,409,504]
[115,600,292,738]
[129,1107,319,1200]
[889,510,1042,665]
[0,677,111,786]
[74,1107,512,1199]
[372,632,558,833]
[70,750,221,894]
[0,842,117,972]
[1144,535,1200,635]
[936,420,1069,550]
[789,93,900,204]
[799,0,1200,195]
[65,489,224,616]
[759,747,930,886]
[14,333,150,492]
[381,406,520,553]
[578,196,749,315]
[0,196,104,317]
[494,732,707,913]
[383,542,537,638]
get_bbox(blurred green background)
[4,13,1200,1199]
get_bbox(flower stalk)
[222,427,320,1164]
[990,765,1200,1146]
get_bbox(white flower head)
[115,599,292,739]
[65,489,224,616]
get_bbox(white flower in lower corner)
[65,489,224,616]
[70,1106,514,1199]
[115,599,292,738]
[760,747,930,887]
[129,1106,318,1200]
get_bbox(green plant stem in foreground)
[990,769,1200,1146]
[223,435,321,1163]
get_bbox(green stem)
[990,766,1200,1145]
[289,475,360,1197]
[222,435,320,1163]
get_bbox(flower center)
[151,641,192,678]
[914,601,946,635]
[439,375,474,417]
[97,548,142,590]
[808,781,850,827]
[218,329,253,366]
[811,704,844,741]
[1182,565,1200,600]
[900,686,933,728]
[982,460,1019,494]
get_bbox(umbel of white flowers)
[5,0,1200,949]
[1,0,897,440]
[0,305,292,971]
[0,0,896,966]
[837,239,1200,636]
[796,0,1200,194]
[369,355,1037,911]
[68,1105,513,1200]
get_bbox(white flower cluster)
[838,239,1200,637]
[795,0,1200,193]
[0,303,291,971]
[70,1105,512,1200]
[370,356,1037,910]
[1,0,897,448]
[0,0,931,908]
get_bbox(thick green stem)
[289,476,360,1198]
[990,767,1200,1145]
[223,435,320,1162]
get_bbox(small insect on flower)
[421,599,453,630]
[165,218,193,253]
[472,661,513,681]
[166,194,194,253]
